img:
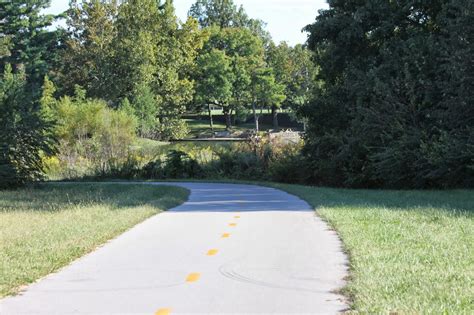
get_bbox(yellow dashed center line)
[155,308,171,315]
[234,215,240,219]
[222,233,230,238]
[229,223,237,227]
[186,273,201,283]
[207,249,219,256]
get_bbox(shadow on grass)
[268,183,474,216]
[0,183,189,213]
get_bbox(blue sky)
[45,0,328,46]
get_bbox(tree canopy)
[302,0,474,188]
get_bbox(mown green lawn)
[0,183,188,298]
[185,118,272,138]
[268,183,474,314]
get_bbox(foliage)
[110,0,203,139]
[57,0,205,140]
[0,65,57,189]
[46,86,137,178]
[143,150,202,179]
[251,67,286,129]
[264,42,317,127]
[57,0,117,97]
[195,49,234,108]
[0,0,62,83]
[302,0,474,188]
[189,0,270,43]
[199,26,265,129]
[129,137,307,183]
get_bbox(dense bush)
[128,137,308,183]
[302,0,474,188]
[43,86,137,178]
[143,150,202,179]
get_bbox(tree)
[0,65,56,188]
[127,83,159,138]
[251,67,286,131]
[202,26,264,129]
[58,0,118,98]
[194,49,234,131]
[189,0,270,44]
[302,0,474,188]
[189,0,239,28]
[111,0,204,139]
[0,0,62,84]
[266,42,317,128]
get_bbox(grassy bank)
[0,183,188,298]
[268,183,474,313]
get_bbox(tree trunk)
[223,108,232,130]
[252,102,259,133]
[272,105,279,129]
[207,104,214,134]
[231,108,237,126]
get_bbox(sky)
[45,0,328,46]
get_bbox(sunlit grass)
[0,183,188,298]
[269,183,474,313]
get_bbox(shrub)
[143,150,202,179]
[50,86,137,178]
[139,136,310,184]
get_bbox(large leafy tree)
[58,0,118,98]
[189,0,270,44]
[111,0,205,139]
[251,67,286,131]
[302,0,474,188]
[59,0,205,139]
[202,26,264,129]
[265,43,316,128]
[194,49,234,131]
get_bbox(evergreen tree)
[0,0,62,84]
[303,0,474,188]
[0,65,56,188]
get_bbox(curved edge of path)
[1,182,349,314]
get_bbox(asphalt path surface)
[1,183,348,314]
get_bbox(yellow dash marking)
[229,223,237,227]
[234,216,240,219]
[222,233,230,238]
[186,273,200,283]
[155,308,171,315]
[207,249,219,256]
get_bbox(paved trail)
[1,183,347,314]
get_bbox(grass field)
[0,183,188,298]
[185,118,272,138]
[268,183,474,313]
